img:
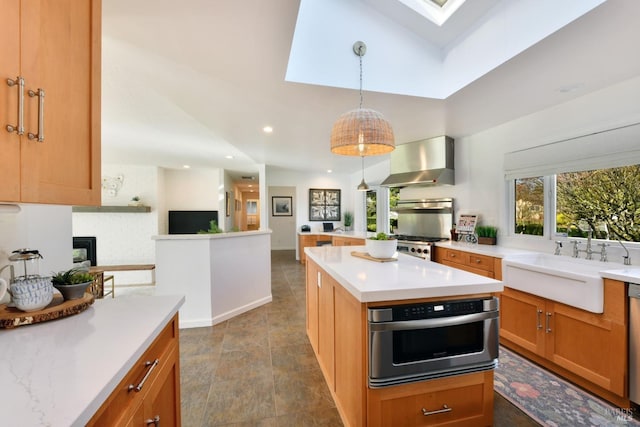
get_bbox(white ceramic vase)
[366,239,397,259]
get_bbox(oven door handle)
[369,311,497,332]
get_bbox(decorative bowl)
[53,281,92,301]
[366,239,398,259]
[12,289,54,312]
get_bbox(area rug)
[495,346,640,427]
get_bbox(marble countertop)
[153,229,271,240]
[298,230,370,239]
[0,295,184,427]
[437,241,640,284]
[305,245,503,302]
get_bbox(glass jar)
[9,249,43,279]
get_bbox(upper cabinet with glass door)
[0,0,101,206]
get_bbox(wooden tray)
[351,251,398,263]
[0,293,95,329]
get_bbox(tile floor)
[174,250,540,426]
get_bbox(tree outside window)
[515,177,544,235]
[366,190,377,232]
[556,165,640,241]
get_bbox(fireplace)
[73,236,97,266]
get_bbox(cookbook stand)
[456,214,478,244]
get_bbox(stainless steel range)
[395,235,447,260]
[392,198,454,260]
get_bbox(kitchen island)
[304,245,503,427]
[0,295,184,426]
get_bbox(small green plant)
[131,196,140,202]
[197,220,223,234]
[51,268,94,286]
[369,232,395,240]
[343,211,353,227]
[476,225,498,238]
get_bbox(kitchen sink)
[502,253,604,313]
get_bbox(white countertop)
[0,295,185,427]
[437,241,640,284]
[305,246,503,302]
[434,241,535,258]
[298,230,370,239]
[153,229,271,240]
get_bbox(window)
[389,187,399,232]
[366,190,377,232]
[514,177,544,236]
[556,165,640,241]
[511,165,640,242]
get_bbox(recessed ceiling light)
[183,165,191,169]
[225,155,234,159]
[327,169,333,173]
[263,126,273,134]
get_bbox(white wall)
[164,168,220,212]
[393,74,640,262]
[0,204,73,283]
[73,165,160,285]
[266,167,355,233]
[268,186,296,250]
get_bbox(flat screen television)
[168,210,219,234]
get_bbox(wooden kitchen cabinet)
[368,370,493,427]
[0,0,101,205]
[299,234,332,264]
[306,256,494,427]
[332,236,366,246]
[87,314,181,427]
[500,280,628,406]
[434,247,502,279]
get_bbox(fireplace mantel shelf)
[72,205,151,213]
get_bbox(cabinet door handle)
[475,258,481,264]
[145,415,160,426]
[6,77,25,135]
[422,404,451,416]
[536,309,543,329]
[128,359,159,392]
[545,312,552,333]
[27,88,45,142]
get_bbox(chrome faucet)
[619,239,632,265]
[554,241,563,255]
[570,240,581,258]
[597,243,609,262]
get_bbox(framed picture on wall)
[272,196,293,216]
[309,189,340,221]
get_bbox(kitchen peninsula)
[305,245,503,427]
[0,295,184,426]
[153,230,272,328]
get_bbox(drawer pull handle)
[145,415,160,426]
[536,309,543,330]
[545,312,552,333]
[129,359,159,392]
[475,258,481,263]
[6,77,25,135]
[422,404,451,416]
[27,88,45,142]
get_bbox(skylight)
[397,0,466,26]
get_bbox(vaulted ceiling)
[101,0,640,184]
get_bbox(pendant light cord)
[358,46,364,109]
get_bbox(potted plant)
[476,226,498,245]
[366,232,398,259]
[51,268,95,300]
[129,196,143,207]
[344,211,353,231]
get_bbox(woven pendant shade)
[330,108,395,156]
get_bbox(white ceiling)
[101,0,640,186]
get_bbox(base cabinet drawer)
[368,371,493,427]
[87,314,181,426]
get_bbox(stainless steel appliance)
[392,198,454,260]
[368,297,499,388]
[629,283,640,405]
[381,136,455,187]
[395,235,446,260]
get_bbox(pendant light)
[330,41,395,190]
[357,156,369,191]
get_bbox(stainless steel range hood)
[381,136,454,187]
